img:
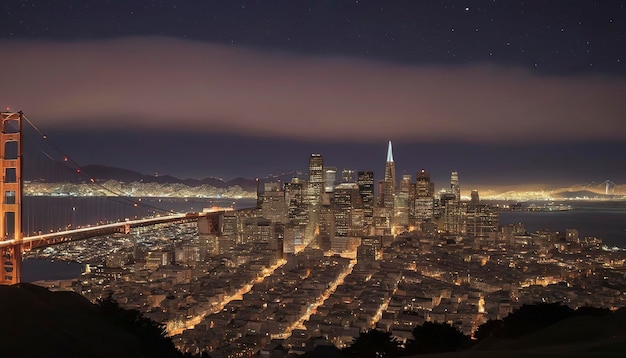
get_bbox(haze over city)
[1,1,625,187]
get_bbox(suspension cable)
[22,114,177,215]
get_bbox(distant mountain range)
[557,181,625,195]
[24,163,625,201]
[474,181,626,201]
[26,163,258,192]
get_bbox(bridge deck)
[0,212,204,249]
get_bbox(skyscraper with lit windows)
[305,154,324,238]
[440,170,463,234]
[383,141,396,203]
[395,174,411,227]
[411,169,435,227]
[324,166,337,194]
[381,141,396,220]
[306,154,324,207]
[466,190,499,238]
[357,171,374,234]
[451,170,460,200]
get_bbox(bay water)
[21,198,626,282]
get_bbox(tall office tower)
[307,154,324,204]
[395,174,411,227]
[220,212,239,237]
[470,190,480,204]
[333,183,363,237]
[283,224,305,254]
[271,223,285,260]
[438,191,458,233]
[382,141,397,204]
[324,166,337,193]
[412,169,435,227]
[317,205,334,251]
[256,178,262,207]
[303,154,324,241]
[357,171,375,235]
[376,180,384,206]
[284,178,307,227]
[436,171,465,235]
[242,217,273,244]
[400,174,411,193]
[381,141,397,224]
[259,182,287,223]
[341,169,355,183]
[466,190,498,239]
[451,170,460,200]
[415,170,435,198]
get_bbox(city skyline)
[1,1,625,184]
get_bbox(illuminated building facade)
[333,183,363,237]
[341,169,355,183]
[466,190,499,238]
[466,204,498,238]
[324,167,337,193]
[284,179,307,227]
[438,171,464,234]
[259,182,287,223]
[357,171,375,235]
[411,169,435,227]
[381,141,397,212]
[375,141,396,233]
[357,236,382,261]
[394,174,411,228]
[304,154,324,241]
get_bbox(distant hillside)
[554,190,608,199]
[555,182,626,196]
[25,163,258,192]
[0,284,182,358]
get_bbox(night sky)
[1,1,625,189]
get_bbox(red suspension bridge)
[0,111,219,285]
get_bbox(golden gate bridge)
[0,111,221,285]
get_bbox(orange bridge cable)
[22,121,173,218]
[22,115,176,216]
[23,115,144,202]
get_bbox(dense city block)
[29,144,626,357]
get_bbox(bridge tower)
[0,111,23,285]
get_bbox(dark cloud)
[2,37,625,144]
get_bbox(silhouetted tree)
[498,302,573,339]
[475,304,613,343]
[183,352,211,358]
[573,306,611,317]
[473,319,504,341]
[98,296,183,357]
[404,321,470,355]
[343,329,400,358]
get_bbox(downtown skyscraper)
[371,141,398,234]
[305,154,324,239]
[438,170,463,234]
[411,169,435,227]
[357,171,375,235]
[381,141,396,212]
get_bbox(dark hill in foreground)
[3,284,626,358]
[401,308,626,358]
[0,283,181,358]
[462,309,626,358]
